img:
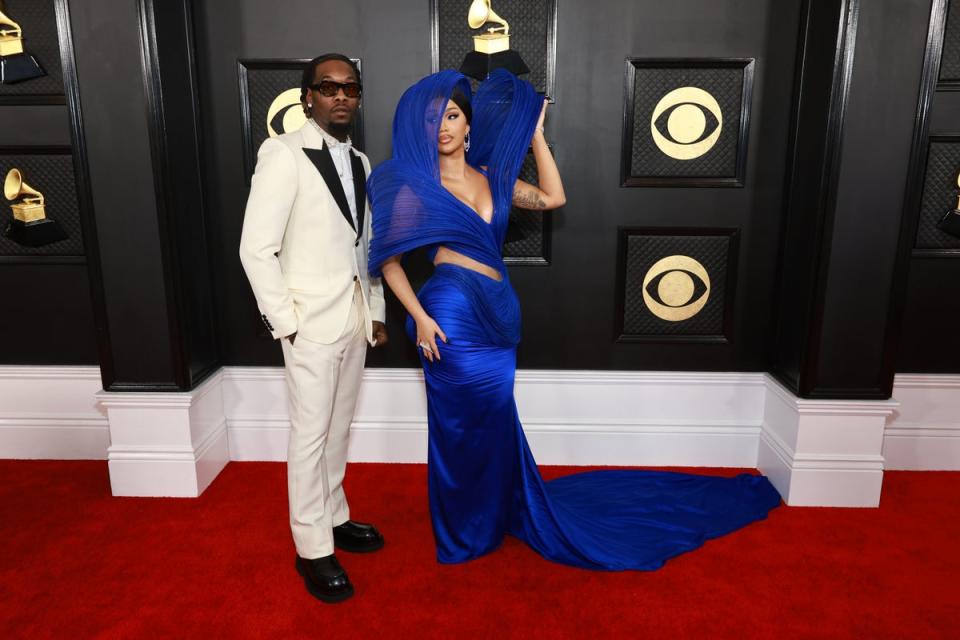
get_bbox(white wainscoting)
[884,374,960,470]
[2,367,958,502]
[98,371,230,497]
[0,366,108,459]
[224,368,767,467]
[758,378,896,507]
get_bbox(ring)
[418,341,432,352]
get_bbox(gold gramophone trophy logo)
[937,169,960,239]
[460,0,530,80]
[0,7,46,84]
[4,168,67,247]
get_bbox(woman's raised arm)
[512,100,566,211]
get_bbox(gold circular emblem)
[650,87,722,160]
[266,88,307,137]
[642,255,711,322]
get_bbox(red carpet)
[0,461,957,639]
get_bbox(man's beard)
[328,121,352,137]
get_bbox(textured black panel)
[434,0,554,95]
[0,148,83,256]
[239,59,364,180]
[618,231,735,341]
[0,0,64,98]
[915,139,960,249]
[503,148,550,263]
[630,65,743,179]
[941,1,960,81]
[195,0,803,370]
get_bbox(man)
[239,53,388,604]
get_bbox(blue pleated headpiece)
[367,69,542,277]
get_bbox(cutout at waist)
[433,247,502,282]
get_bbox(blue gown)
[368,70,781,570]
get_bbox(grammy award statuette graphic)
[460,0,530,80]
[642,255,711,322]
[936,169,960,239]
[4,168,67,247]
[0,9,45,84]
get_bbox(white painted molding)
[223,367,767,467]
[0,366,108,459]
[758,377,897,507]
[98,371,229,497]
[884,374,960,470]
[5,365,958,503]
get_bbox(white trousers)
[280,282,368,559]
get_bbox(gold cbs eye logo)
[267,88,307,137]
[650,87,722,160]
[642,255,711,322]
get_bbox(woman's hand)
[415,314,448,363]
[536,98,547,132]
[381,256,447,362]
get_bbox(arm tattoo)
[513,186,547,210]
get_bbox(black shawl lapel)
[351,151,367,237]
[302,145,356,233]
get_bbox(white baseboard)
[884,374,960,470]
[3,366,957,503]
[758,377,894,507]
[0,366,108,459]
[99,372,230,497]
[223,367,767,467]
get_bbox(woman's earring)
[464,132,471,153]
[307,103,313,108]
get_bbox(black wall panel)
[0,264,96,363]
[0,0,98,366]
[814,0,931,394]
[939,0,960,83]
[139,0,220,387]
[432,0,556,97]
[621,59,753,187]
[5,0,950,386]
[0,0,64,102]
[897,0,960,372]
[69,0,175,384]
[615,228,738,343]
[913,137,960,251]
[195,0,802,371]
[0,148,83,257]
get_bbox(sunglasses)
[310,80,362,99]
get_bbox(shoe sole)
[334,538,385,554]
[295,561,355,604]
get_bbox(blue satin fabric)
[371,71,781,570]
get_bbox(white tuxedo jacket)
[239,122,385,345]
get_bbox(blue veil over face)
[367,69,542,277]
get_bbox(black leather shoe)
[333,520,385,553]
[295,554,354,603]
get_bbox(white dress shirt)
[310,119,357,230]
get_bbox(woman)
[368,69,780,570]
